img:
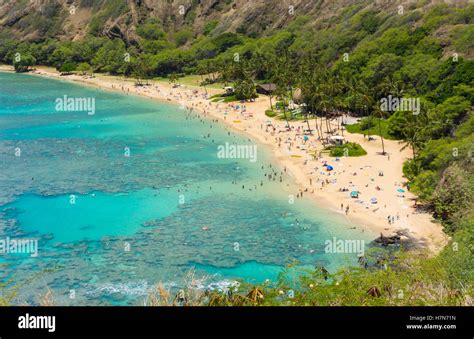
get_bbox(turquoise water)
[0,72,373,305]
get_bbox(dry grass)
[143,269,210,306]
[39,287,56,306]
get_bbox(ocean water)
[0,72,373,305]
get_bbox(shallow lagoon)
[0,72,373,305]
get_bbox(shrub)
[329,142,367,157]
[59,61,76,73]
[12,53,36,72]
[265,110,277,117]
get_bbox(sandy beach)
[1,65,448,253]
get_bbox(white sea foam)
[85,278,240,298]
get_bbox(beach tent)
[256,83,276,95]
[224,86,234,95]
[329,135,345,145]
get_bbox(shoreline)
[1,65,448,253]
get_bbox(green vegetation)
[12,53,36,72]
[203,243,473,306]
[143,243,473,306]
[166,74,223,89]
[76,62,93,75]
[329,142,367,157]
[0,1,472,306]
[265,110,278,118]
[88,0,128,36]
[203,20,219,36]
[59,61,76,74]
[210,94,238,103]
[345,117,396,140]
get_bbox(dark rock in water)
[371,229,426,250]
[374,233,401,246]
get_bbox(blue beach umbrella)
[326,165,334,171]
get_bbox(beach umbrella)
[304,136,309,141]
[326,165,334,171]
[397,188,405,193]
[370,197,378,204]
[351,191,359,198]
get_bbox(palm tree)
[398,103,428,162]
[168,72,179,87]
[341,73,365,136]
[219,60,233,87]
[316,82,332,144]
[346,78,389,154]
[284,49,297,108]
[377,76,405,155]
[297,63,314,135]
[232,58,257,101]
[272,55,292,129]
[307,70,324,142]
[275,82,291,129]
[375,106,386,155]
[196,63,208,95]
[322,74,344,137]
